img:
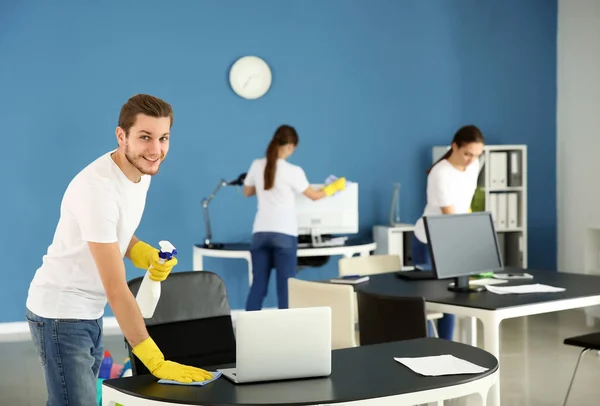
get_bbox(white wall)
[557,0,600,272]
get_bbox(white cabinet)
[372,224,415,270]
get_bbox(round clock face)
[229,56,272,100]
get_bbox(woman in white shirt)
[243,125,346,311]
[413,125,485,340]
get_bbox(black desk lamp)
[201,172,246,249]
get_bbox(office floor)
[1,309,599,406]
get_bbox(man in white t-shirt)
[25,94,212,405]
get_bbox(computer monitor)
[295,182,358,243]
[423,211,503,292]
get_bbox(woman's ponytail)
[264,125,299,190]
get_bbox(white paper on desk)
[394,354,489,376]
[485,283,565,295]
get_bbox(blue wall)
[0,0,557,323]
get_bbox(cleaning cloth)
[158,370,222,386]
[324,175,354,186]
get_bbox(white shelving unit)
[431,144,528,268]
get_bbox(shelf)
[487,187,524,192]
[484,144,527,151]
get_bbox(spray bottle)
[136,240,177,319]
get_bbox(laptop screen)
[424,212,503,279]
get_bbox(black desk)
[103,338,498,406]
[358,270,600,310]
[192,238,377,286]
[193,238,376,251]
[350,269,600,406]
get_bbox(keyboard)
[395,270,436,280]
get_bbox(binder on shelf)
[496,193,508,230]
[489,193,499,227]
[489,152,508,189]
[507,150,522,187]
[507,192,519,229]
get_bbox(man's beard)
[124,144,163,176]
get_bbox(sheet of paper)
[485,283,565,295]
[394,354,489,376]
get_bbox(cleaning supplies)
[136,241,177,318]
[120,358,132,377]
[323,176,346,196]
[99,350,113,379]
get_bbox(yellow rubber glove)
[129,241,178,282]
[132,337,213,383]
[323,177,346,196]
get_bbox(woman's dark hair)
[426,125,484,174]
[264,125,299,190]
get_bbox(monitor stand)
[448,276,485,293]
[308,229,334,247]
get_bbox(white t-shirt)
[414,159,480,243]
[244,158,310,237]
[26,150,151,320]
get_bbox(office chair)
[126,271,236,375]
[339,254,442,337]
[288,278,358,349]
[356,289,428,346]
[562,332,600,406]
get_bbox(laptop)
[218,307,332,384]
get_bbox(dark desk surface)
[355,270,600,311]
[194,238,374,251]
[103,338,498,406]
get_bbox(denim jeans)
[411,235,456,340]
[246,232,298,311]
[26,308,104,406]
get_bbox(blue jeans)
[411,235,456,340]
[26,308,104,406]
[246,232,298,311]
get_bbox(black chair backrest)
[126,271,236,375]
[357,290,427,346]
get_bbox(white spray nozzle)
[159,240,176,254]
[157,240,177,264]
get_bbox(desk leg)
[481,313,501,406]
[245,253,253,287]
[459,317,478,346]
[193,252,204,271]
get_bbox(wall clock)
[229,56,272,100]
